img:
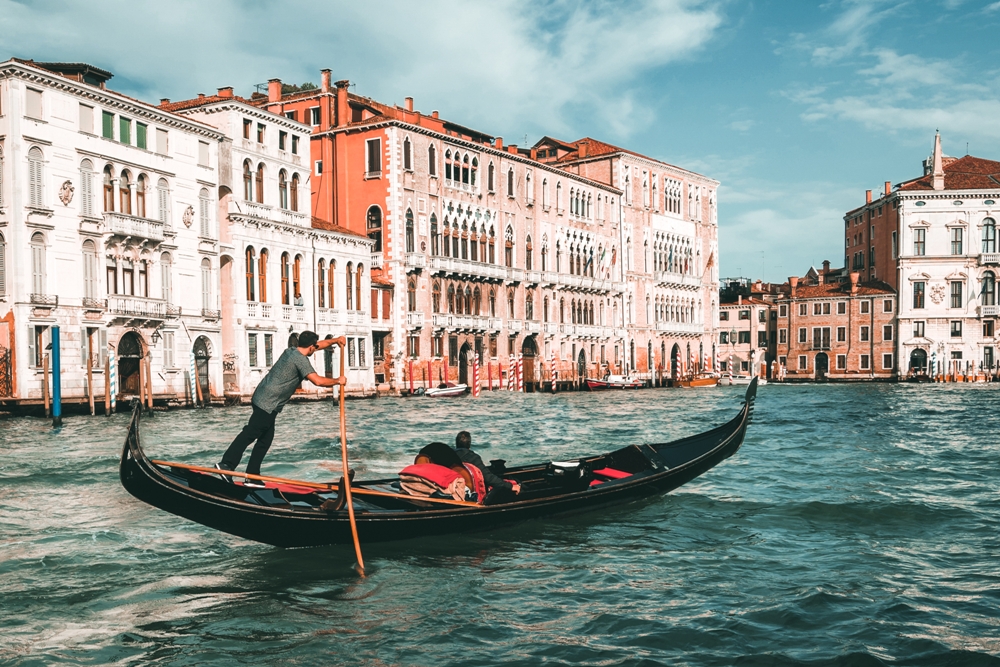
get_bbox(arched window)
[103,165,115,212]
[403,137,412,171]
[507,289,515,319]
[543,296,549,322]
[293,254,302,303]
[28,147,44,208]
[525,171,532,201]
[542,178,549,208]
[367,206,383,252]
[160,251,172,303]
[526,291,534,320]
[488,288,496,317]
[461,222,469,260]
[82,239,98,301]
[504,226,514,267]
[525,235,533,271]
[983,271,996,306]
[290,174,300,212]
[470,224,479,262]
[243,160,253,200]
[488,162,495,192]
[507,168,514,197]
[30,232,46,295]
[445,149,452,181]
[405,209,415,253]
[432,282,441,313]
[328,259,336,309]
[317,259,326,308]
[245,246,256,301]
[79,159,94,217]
[462,154,470,185]
[135,174,147,218]
[447,284,455,313]
[473,286,481,314]
[119,170,131,215]
[280,252,290,305]
[556,241,561,273]
[556,181,562,212]
[345,262,354,310]
[431,214,439,256]
[471,157,478,187]
[356,264,363,311]
[984,218,997,254]
[201,258,212,311]
[157,178,170,224]
[489,227,496,264]
[559,298,565,323]
[464,286,472,314]
[255,163,265,204]
[407,279,417,311]
[278,170,288,209]
[571,299,577,324]
[258,249,268,303]
[428,144,437,176]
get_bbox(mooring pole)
[104,353,111,416]
[86,329,95,416]
[42,353,50,418]
[51,326,62,427]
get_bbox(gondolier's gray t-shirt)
[251,348,316,414]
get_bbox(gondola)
[119,379,757,549]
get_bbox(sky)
[4,0,1000,282]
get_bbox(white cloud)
[0,0,724,141]
[728,119,755,132]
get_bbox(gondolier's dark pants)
[221,404,277,475]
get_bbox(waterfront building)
[718,288,774,378]
[0,59,225,405]
[845,133,1000,376]
[774,271,897,381]
[162,89,375,397]
[252,72,718,390]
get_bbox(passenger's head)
[298,330,319,350]
[456,431,472,449]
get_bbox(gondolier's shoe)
[214,463,234,483]
[242,478,266,489]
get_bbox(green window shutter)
[119,117,131,144]
[102,111,114,139]
[136,123,147,150]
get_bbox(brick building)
[775,272,897,381]
[718,294,774,377]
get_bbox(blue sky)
[4,0,999,282]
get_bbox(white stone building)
[165,88,375,397]
[0,59,226,406]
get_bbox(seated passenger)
[454,431,521,496]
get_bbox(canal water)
[1,384,999,666]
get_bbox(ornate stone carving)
[58,180,75,206]
[930,283,946,305]
[182,205,195,228]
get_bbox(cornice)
[177,101,311,133]
[230,214,372,248]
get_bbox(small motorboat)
[718,373,753,386]
[425,383,468,397]
[586,374,644,391]
[675,373,720,388]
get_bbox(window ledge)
[365,171,382,180]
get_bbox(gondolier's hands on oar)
[299,336,348,388]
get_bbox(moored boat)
[585,374,644,391]
[676,373,720,388]
[119,380,758,548]
[425,383,468,397]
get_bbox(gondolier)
[217,330,343,485]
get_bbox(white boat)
[425,383,468,397]
[718,373,766,386]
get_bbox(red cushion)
[592,467,631,479]
[400,463,462,487]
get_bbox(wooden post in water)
[138,352,147,411]
[145,355,154,410]
[104,354,111,416]
[86,329,95,416]
[195,366,205,407]
[42,353,50,418]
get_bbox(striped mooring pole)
[109,349,117,413]
[471,355,480,397]
[550,351,557,393]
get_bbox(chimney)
[789,276,798,298]
[495,137,503,149]
[738,294,743,305]
[160,98,170,106]
[508,144,518,154]
[579,141,589,158]
[932,131,945,191]
[320,69,331,93]
[817,272,825,286]
[822,260,831,274]
[530,147,537,160]
[884,181,891,196]
[197,93,205,100]
[431,110,439,119]
[866,190,872,204]
[268,78,281,103]
[404,96,414,112]
[217,86,234,98]
[849,272,860,295]
[335,79,350,127]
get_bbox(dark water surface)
[2,384,999,666]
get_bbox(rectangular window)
[860,326,870,342]
[758,310,766,322]
[757,331,768,347]
[315,160,323,175]
[951,227,963,255]
[779,304,787,317]
[813,303,822,315]
[883,353,893,370]
[798,327,807,343]
[256,123,265,144]
[719,311,729,321]
[102,111,114,139]
[739,310,750,320]
[720,331,729,344]
[984,320,995,338]
[198,141,209,167]
[914,321,925,337]
[432,335,443,358]
[860,300,870,314]
[285,110,298,122]
[26,88,43,120]
[248,333,258,367]
[264,334,273,367]
[309,107,321,126]
[738,331,751,344]
[778,328,787,344]
[883,325,893,341]
[119,116,131,144]
[986,346,995,369]
[358,338,366,367]
[779,355,786,367]
[163,331,175,369]
[883,299,893,313]
[837,302,846,314]
[798,355,807,370]
[348,338,357,367]
[836,354,847,370]
[243,119,252,139]
[279,131,287,151]
[812,327,831,349]
[914,228,926,256]
[449,335,459,365]
[860,354,870,370]
[29,325,49,367]
[366,139,381,175]
[136,123,147,150]
[913,281,925,309]
[156,128,169,155]
[950,281,963,308]
[409,335,421,358]
[79,104,93,133]
[951,320,962,338]
[837,326,846,342]
[798,303,807,316]
[291,135,299,155]
[892,231,897,259]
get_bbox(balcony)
[654,321,703,335]
[544,322,558,335]
[981,253,1000,265]
[260,303,272,318]
[108,295,167,323]
[82,297,104,311]
[104,212,164,243]
[282,305,293,320]
[406,312,425,328]
[506,268,525,284]
[432,314,450,328]
[428,255,507,281]
[524,270,541,285]
[525,320,541,333]
[166,305,182,318]
[202,309,221,320]
[405,253,426,270]
[508,319,523,332]
[655,271,702,290]
[295,307,305,321]
[230,200,307,227]
[982,305,999,317]
[541,271,558,287]
[370,252,384,269]
[30,293,59,307]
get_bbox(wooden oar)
[149,459,481,508]
[331,336,366,575]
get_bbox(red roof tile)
[898,155,1000,191]
[788,280,895,298]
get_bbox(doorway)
[193,336,212,399]
[117,331,144,396]
[522,336,538,392]
[909,348,928,374]
[815,352,829,379]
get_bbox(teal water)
[1,384,999,666]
